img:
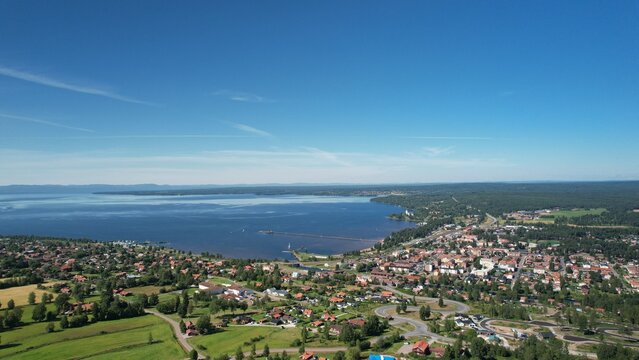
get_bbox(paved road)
[482,213,497,229]
[236,346,347,359]
[375,305,456,345]
[145,309,205,359]
[609,265,626,289]
[148,308,347,359]
[380,285,471,315]
[511,255,528,290]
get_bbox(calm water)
[0,193,410,259]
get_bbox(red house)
[412,340,430,355]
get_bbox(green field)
[126,285,164,296]
[0,314,185,360]
[503,208,608,225]
[541,208,607,220]
[552,208,607,217]
[491,320,531,330]
[0,283,56,308]
[188,325,300,357]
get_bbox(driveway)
[145,308,205,359]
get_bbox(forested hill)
[371,181,639,227]
[97,181,639,199]
[97,181,639,226]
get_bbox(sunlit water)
[0,193,410,259]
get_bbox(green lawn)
[549,208,606,218]
[504,208,607,225]
[188,325,300,357]
[126,285,163,296]
[491,320,531,329]
[207,276,237,286]
[0,314,185,360]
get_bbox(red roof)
[413,340,429,354]
[300,352,315,360]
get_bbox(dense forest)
[372,182,639,227]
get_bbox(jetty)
[258,230,376,242]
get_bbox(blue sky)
[0,1,637,185]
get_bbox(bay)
[0,192,410,259]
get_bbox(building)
[300,352,316,360]
[412,340,430,355]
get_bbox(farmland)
[0,314,184,360]
[0,283,57,307]
[188,325,300,357]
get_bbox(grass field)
[0,314,185,360]
[503,208,608,225]
[547,208,606,218]
[188,325,300,357]
[207,276,236,286]
[126,285,163,296]
[491,320,531,329]
[0,284,53,308]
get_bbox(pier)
[258,230,376,242]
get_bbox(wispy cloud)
[422,146,454,157]
[499,90,516,97]
[302,147,351,166]
[0,65,155,106]
[229,122,272,137]
[0,148,513,185]
[213,89,274,103]
[0,134,256,140]
[402,136,493,140]
[0,112,94,133]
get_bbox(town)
[1,193,639,360]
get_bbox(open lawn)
[291,251,332,262]
[502,208,608,225]
[207,276,236,286]
[491,320,531,330]
[548,208,607,218]
[126,285,163,296]
[188,325,300,357]
[0,284,54,308]
[0,314,185,360]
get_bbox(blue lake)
[0,193,410,259]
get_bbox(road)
[380,285,471,315]
[609,265,626,289]
[148,307,348,359]
[404,226,461,247]
[511,255,528,290]
[482,213,497,229]
[478,317,639,358]
[237,346,348,359]
[145,309,205,359]
[374,305,456,345]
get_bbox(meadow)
[188,325,300,357]
[0,313,185,360]
[0,283,57,308]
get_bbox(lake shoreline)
[0,192,412,259]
